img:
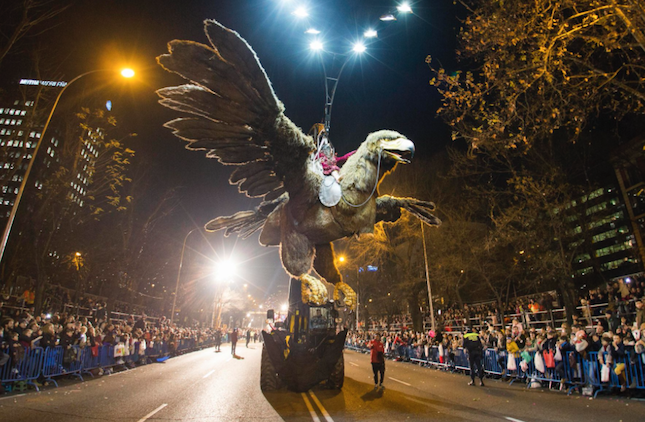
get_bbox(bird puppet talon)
[333,281,356,310]
[300,274,327,305]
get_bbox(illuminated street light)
[338,256,345,263]
[216,258,237,282]
[293,6,308,18]
[310,40,324,51]
[364,29,378,38]
[121,68,135,78]
[379,13,397,21]
[0,68,135,265]
[397,3,413,13]
[352,42,366,54]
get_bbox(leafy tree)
[429,0,645,151]
[9,107,134,313]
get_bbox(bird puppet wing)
[376,195,442,227]
[156,20,317,203]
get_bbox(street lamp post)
[421,222,436,332]
[171,227,199,323]
[0,68,135,264]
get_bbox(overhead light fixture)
[364,29,378,38]
[379,13,397,21]
[305,28,320,35]
[293,6,308,18]
[310,40,323,51]
[397,3,413,13]
[352,42,366,53]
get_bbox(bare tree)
[0,0,71,67]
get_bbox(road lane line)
[0,393,25,401]
[388,377,411,386]
[348,362,359,367]
[505,418,527,422]
[404,396,431,406]
[308,390,334,422]
[203,370,215,378]
[137,403,168,422]
[301,392,321,422]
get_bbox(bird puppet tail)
[205,194,287,239]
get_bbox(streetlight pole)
[421,221,436,332]
[171,227,199,323]
[0,68,134,264]
[356,266,360,331]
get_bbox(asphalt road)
[0,344,642,421]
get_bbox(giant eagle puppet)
[157,20,441,309]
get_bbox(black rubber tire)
[328,353,344,389]
[260,344,283,391]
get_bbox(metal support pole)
[171,228,198,323]
[320,53,352,138]
[421,222,436,332]
[356,266,360,331]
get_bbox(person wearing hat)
[463,327,485,386]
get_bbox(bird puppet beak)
[380,138,415,163]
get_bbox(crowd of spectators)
[0,294,228,394]
[348,278,645,393]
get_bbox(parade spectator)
[368,333,386,389]
[230,328,238,356]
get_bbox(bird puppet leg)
[313,243,356,310]
[280,220,327,306]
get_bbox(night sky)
[1,1,459,302]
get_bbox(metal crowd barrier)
[42,346,84,387]
[344,341,645,396]
[1,337,216,392]
[0,347,44,391]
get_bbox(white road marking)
[203,370,215,378]
[0,393,25,401]
[137,403,168,422]
[349,362,359,367]
[301,392,321,422]
[404,396,431,406]
[388,377,411,386]
[109,367,138,376]
[505,418,527,422]
[308,390,334,422]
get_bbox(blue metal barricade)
[81,346,101,377]
[42,346,83,386]
[0,346,44,392]
[99,344,116,369]
[453,348,471,371]
[483,348,503,375]
[42,346,65,387]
